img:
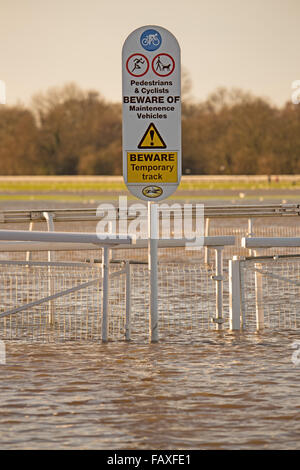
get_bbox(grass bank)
[0,175,300,195]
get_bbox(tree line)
[0,81,299,175]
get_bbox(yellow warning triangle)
[138,123,167,149]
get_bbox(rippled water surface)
[0,330,299,450]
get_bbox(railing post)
[247,218,254,256]
[125,261,131,341]
[148,202,158,343]
[250,246,265,331]
[43,212,55,325]
[204,217,210,264]
[229,257,241,330]
[213,246,224,330]
[247,218,254,237]
[26,221,34,262]
[107,221,115,261]
[254,261,264,330]
[43,212,55,261]
[239,261,246,329]
[101,246,110,342]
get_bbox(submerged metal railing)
[0,228,235,342]
[230,237,300,331]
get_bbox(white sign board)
[122,25,181,201]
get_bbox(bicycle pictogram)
[142,34,160,47]
[140,29,162,51]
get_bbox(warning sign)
[122,25,181,201]
[127,152,177,183]
[138,123,166,149]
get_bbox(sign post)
[122,25,181,202]
[148,201,158,342]
[122,26,181,342]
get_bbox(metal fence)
[229,237,300,331]
[0,257,222,344]
[0,205,299,342]
[0,228,234,343]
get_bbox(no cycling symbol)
[152,54,175,77]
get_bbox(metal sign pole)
[148,201,158,342]
[101,246,109,342]
[122,25,181,343]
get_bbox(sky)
[0,0,300,108]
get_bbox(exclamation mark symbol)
[150,129,154,146]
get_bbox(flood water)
[0,330,299,450]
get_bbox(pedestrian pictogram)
[152,53,175,77]
[138,123,167,149]
[126,54,149,77]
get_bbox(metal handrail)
[242,237,300,248]
[0,203,299,224]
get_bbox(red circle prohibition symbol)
[126,53,149,77]
[152,53,175,77]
